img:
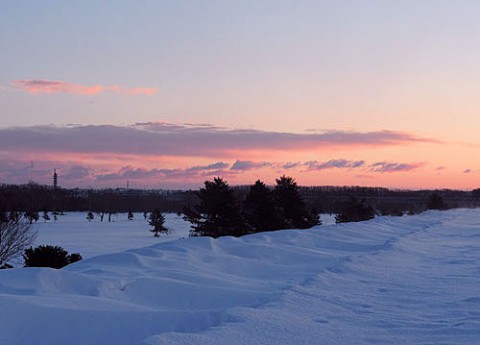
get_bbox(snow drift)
[1,209,479,344]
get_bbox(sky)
[1,0,480,189]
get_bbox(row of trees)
[183,176,320,238]
[0,175,452,266]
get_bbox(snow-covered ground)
[1,209,479,344]
[30,212,191,259]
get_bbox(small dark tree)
[86,211,94,222]
[243,180,284,232]
[307,207,322,227]
[185,177,248,237]
[335,197,375,223]
[148,209,168,237]
[24,210,39,224]
[274,175,320,229]
[128,211,134,220]
[42,210,50,222]
[426,193,447,210]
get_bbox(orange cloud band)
[11,79,158,96]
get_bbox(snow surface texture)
[1,209,479,344]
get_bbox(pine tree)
[148,209,168,237]
[185,177,248,237]
[86,211,94,222]
[274,175,320,229]
[335,196,375,223]
[244,180,284,232]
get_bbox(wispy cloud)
[188,162,230,171]
[10,79,158,96]
[230,160,273,171]
[94,162,232,182]
[369,162,424,173]
[306,159,365,170]
[0,155,431,188]
[283,162,301,169]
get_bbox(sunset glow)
[1,1,479,189]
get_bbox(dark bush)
[23,245,82,269]
[68,253,83,264]
[335,197,375,223]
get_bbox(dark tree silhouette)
[86,211,94,222]
[23,245,81,269]
[128,211,134,220]
[42,210,50,222]
[148,209,168,237]
[243,180,284,232]
[335,197,375,223]
[24,210,39,224]
[274,175,320,229]
[184,177,248,237]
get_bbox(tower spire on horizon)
[53,168,58,189]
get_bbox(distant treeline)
[0,183,187,214]
[1,182,480,215]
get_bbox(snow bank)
[1,209,480,344]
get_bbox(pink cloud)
[369,162,424,173]
[10,79,158,96]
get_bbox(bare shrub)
[0,218,36,266]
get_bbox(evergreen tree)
[127,211,134,220]
[244,180,284,232]
[148,209,168,237]
[185,177,248,237]
[86,211,94,222]
[274,175,320,229]
[335,196,375,223]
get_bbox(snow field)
[0,209,479,344]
